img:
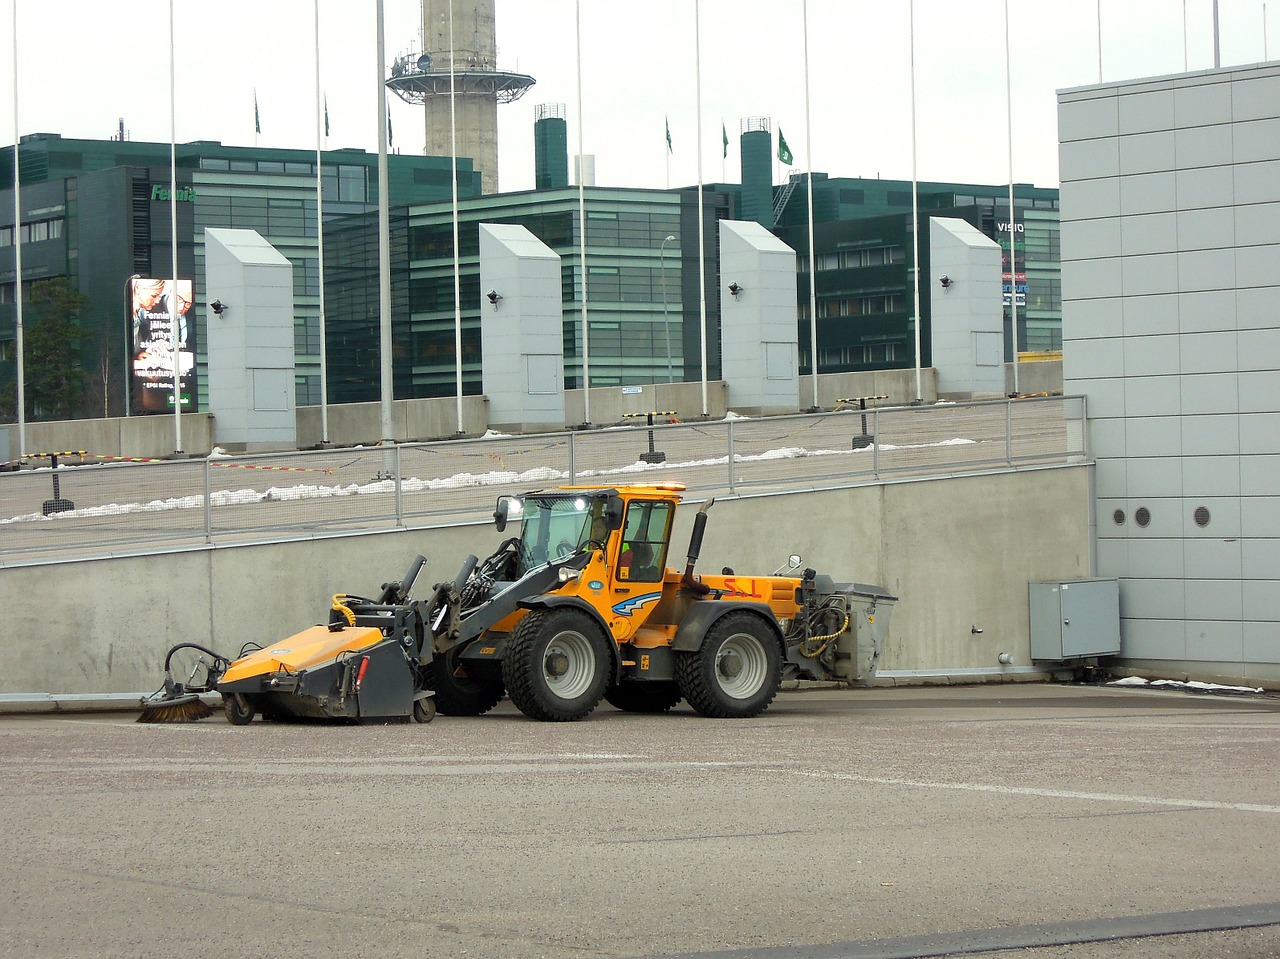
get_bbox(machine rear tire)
[603,681,682,713]
[224,693,255,725]
[427,648,505,716]
[503,608,610,722]
[675,612,782,719]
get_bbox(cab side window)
[618,501,672,583]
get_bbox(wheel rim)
[715,633,769,699]
[543,630,597,700]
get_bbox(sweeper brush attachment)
[137,643,230,723]
[137,692,214,723]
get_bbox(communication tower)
[386,0,535,195]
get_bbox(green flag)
[387,108,394,148]
[254,90,260,134]
[722,120,729,159]
[778,128,793,166]
[324,95,329,138]
[665,116,672,154]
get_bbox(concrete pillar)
[478,223,565,432]
[929,216,1004,399]
[718,219,800,415]
[204,228,297,452]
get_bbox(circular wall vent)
[1135,507,1151,528]
[1113,509,1126,525]
[1194,506,1211,527]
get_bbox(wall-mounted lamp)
[210,299,228,316]
[486,290,503,309]
[727,282,743,298]
[938,275,953,291]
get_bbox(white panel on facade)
[1174,166,1234,210]
[1243,580,1280,621]
[1120,212,1178,256]
[1235,287,1279,330]
[1124,415,1182,458]
[1232,160,1280,204]
[1060,139,1121,180]
[1061,216,1122,263]
[1060,177,1121,221]
[1177,290,1233,334]
[1181,413,1243,456]
[1242,453,1280,493]
[1123,375,1181,418]
[1180,372,1239,415]
[1119,172,1177,215]
[1186,620,1244,661]
[1123,333,1180,377]
[1123,578,1187,619]
[1235,244,1280,289]
[1241,411,1280,454]
[1231,117,1280,162]
[1119,132,1176,174]
[1185,534,1245,579]
[1126,458,1184,499]
[1174,80,1233,128]
[1173,124,1233,170]
[1127,537,1186,577]
[1243,623,1280,664]
[1178,331,1238,374]
[1176,248,1237,292]
[1123,293,1179,336]
[1176,207,1236,251]
[1234,203,1280,246]
[1233,75,1280,120]
[1059,93,1120,143]
[1119,89,1176,134]
[1180,495,1242,538]
[1241,497,1280,537]
[1120,617,1186,660]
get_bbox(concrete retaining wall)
[0,464,1091,699]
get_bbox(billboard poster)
[129,277,196,414]
[1002,272,1027,308]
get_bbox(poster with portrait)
[129,277,196,414]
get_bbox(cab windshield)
[518,495,606,569]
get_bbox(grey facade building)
[1059,63,1280,684]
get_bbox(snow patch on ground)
[1110,676,1264,695]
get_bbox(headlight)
[557,567,581,584]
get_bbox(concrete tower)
[386,0,535,195]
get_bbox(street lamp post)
[659,234,677,384]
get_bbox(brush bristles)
[136,698,216,723]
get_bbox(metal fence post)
[727,419,736,493]
[872,409,881,479]
[394,444,404,527]
[1006,399,1014,466]
[568,431,577,486]
[203,458,213,544]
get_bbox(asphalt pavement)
[1,683,1277,959]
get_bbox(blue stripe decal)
[612,592,662,616]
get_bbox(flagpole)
[449,0,464,434]
[576,0,591,424]
[376,0,394,445]
[314,0,330,445]
[11,0,25,458]
[1005,0,1019,397]
[1097,0,1103,82]
[169,0,183,454]
[694,0,709,418]
[803,0,819,411]
[909,0,922,404]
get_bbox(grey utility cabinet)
[1029,579,1120,661]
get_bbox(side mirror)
[494,495,521,532]
[604,495,625,530]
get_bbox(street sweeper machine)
[139,483,896,724]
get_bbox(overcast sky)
[2,1,1274,193]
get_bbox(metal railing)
[0,396,1086,566]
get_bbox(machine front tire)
[604,681,682,713]
[503,608,610,722]
[675,612,782,719]
[224,692,255,725]
[428,648,505,716]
